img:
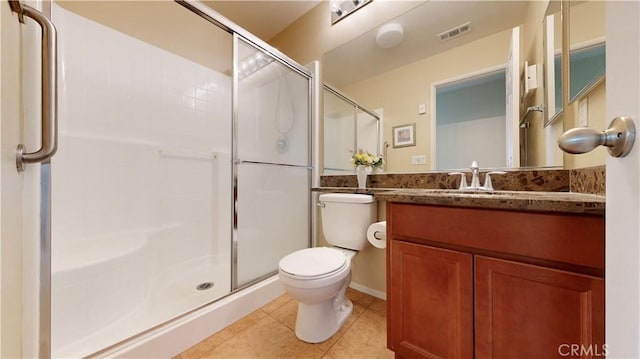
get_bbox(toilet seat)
[279,247,347,279]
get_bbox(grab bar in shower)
[159,150,218,161]
[11,0,58,172]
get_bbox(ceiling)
[203,0,321,41]
[323,1,533,87]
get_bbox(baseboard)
[349,282,386,300]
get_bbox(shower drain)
[196,282,215,291]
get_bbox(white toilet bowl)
[278,247,356,343]
[278,193,377,343]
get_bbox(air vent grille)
[437,22,471,42]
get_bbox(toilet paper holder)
[367,221,387,249]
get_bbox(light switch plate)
[411,155,426,165]
[418,104,426,115]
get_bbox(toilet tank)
[319,193,377,251]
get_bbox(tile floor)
[176,288,394,359]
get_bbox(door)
[234,36,311,287]
[388,240,473,359]
[1,1,45,357]
[475,256,604,358]
[605,1,640,357]
[1,3,27,357]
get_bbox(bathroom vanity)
[381,192,605,359]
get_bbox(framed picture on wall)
[392,123,416,148]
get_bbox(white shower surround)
[51,5,235,357]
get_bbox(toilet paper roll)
[367,221,387,249]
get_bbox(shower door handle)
[11,1,58,172]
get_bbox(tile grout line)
[262,297,374,357]
[321,299,375,356]
[192,310,272,359]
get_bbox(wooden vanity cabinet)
[386,203,605,359]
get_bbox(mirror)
[323,1,546,173]
[568,0,605,103]
[545,0,606,126]
[322,0,607,173]
[323,84,382,174]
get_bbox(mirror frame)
[544,0,569,128]
[544,0,605,128]
[543,9,562,127]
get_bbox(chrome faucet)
[469,160,481,189]
[449,161,506,191]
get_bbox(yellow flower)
[351,149,384,169]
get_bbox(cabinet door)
[475,256,605,358]
[389,240,473,359]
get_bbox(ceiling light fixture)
[376,23,404,49]
[330,0,372,25]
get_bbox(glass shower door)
[356,109,381,156]
[234,37,311,287]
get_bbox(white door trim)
[606,1,640,357]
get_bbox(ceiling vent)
[437,22,471,42]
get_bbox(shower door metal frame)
[230,34,314,291]
[176,0,315,290]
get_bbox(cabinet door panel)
[475,256,604,358]
[389,240,473,359]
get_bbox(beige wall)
[1,2,24,357]
[564,82,607,169]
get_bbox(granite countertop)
[312,187,605,215]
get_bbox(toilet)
[278,193,377,343]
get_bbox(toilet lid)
[279,247,346,278]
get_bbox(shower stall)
[15,1,313,357]
[323,84,382,174]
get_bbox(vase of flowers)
[350,149,384,189]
